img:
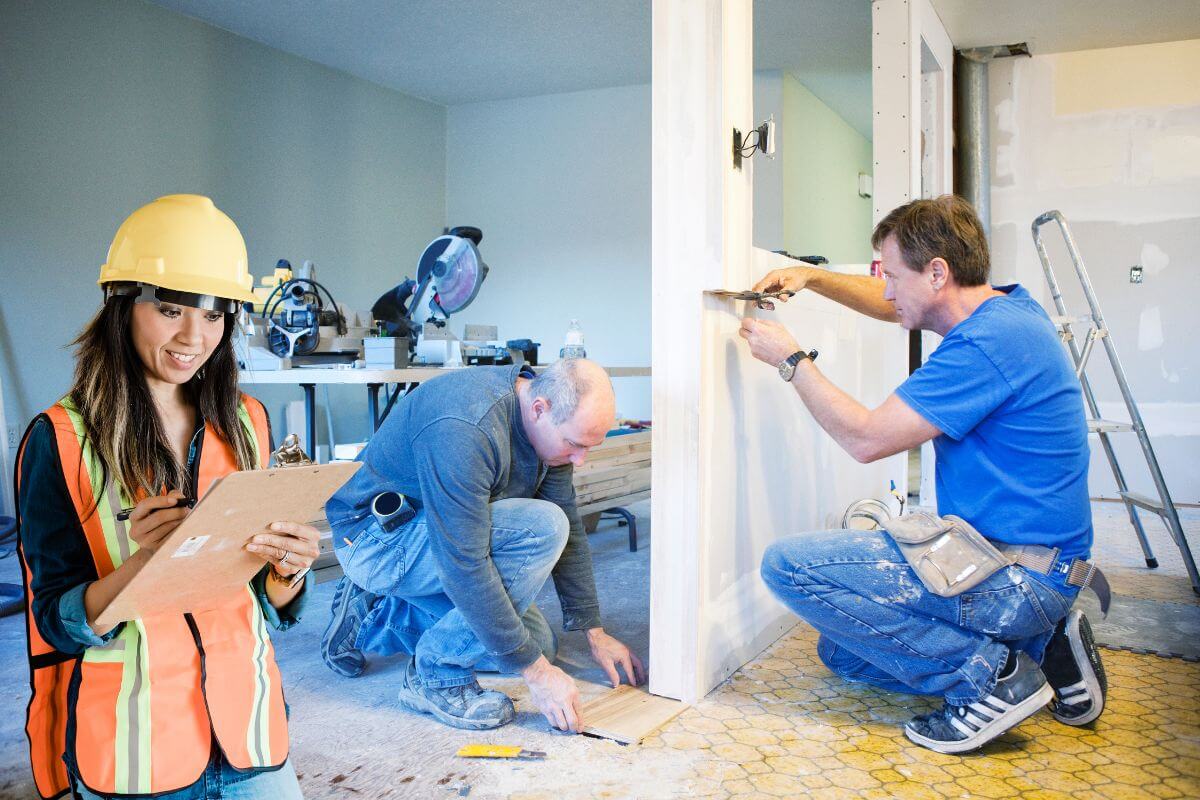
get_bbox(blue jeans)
[70,758,302,799]
[337,498,568,688]
[760,529,1079,705]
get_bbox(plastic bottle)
[559,319,587,359]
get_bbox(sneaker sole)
[1053,610,1105,726]
[320,580,366,678]
[904,683,1054,755]
[396,688,514,731]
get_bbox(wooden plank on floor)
[580,686,689,745]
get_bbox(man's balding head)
[522,358,616,467]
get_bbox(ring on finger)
[280,550,291,566]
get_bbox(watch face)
[778,360,794,382]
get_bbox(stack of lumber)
[572,430,651,514]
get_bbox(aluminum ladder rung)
[1088,419,1135,434]
[1050,314,1094,329]
[1120,491,1166,515]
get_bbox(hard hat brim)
[106,282,243,315]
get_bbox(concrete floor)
[1,499,1198,799]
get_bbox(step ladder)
[1032,210,1198,595]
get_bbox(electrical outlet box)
[1130,265,1144,284]
[761,114,775,157]
[6,425,18,449]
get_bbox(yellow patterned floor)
[634,626,1200,800]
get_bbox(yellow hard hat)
[99,194,257,310]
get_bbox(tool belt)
[884,512,1110,614]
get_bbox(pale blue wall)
[446,84,653,419]
[0,0,446,454]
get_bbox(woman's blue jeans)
[70,758,302,799]
[760,528,1079,705]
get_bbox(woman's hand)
[126,490,191,554]
[244,521,321,577]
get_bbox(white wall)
[989,40,1200,503]
[0,0,446,464]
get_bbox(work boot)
[904,650,1053,754]
[396,657,516,731]
[1042,609,1107,726]
[321,576,378,678]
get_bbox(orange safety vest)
[18,395,290,799]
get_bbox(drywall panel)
[1055,40,1200,115]
[989,43,1200,502]
[653,0,924,703]
[697,249,908,687]
[873,0,954,510]
[650,0,740,702]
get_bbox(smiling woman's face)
[129,300,226,392]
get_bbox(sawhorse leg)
[368,383,381,434]
[602,507,639,552]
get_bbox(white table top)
[238,365,651,385]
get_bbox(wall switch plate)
[858,172,874,198]
[1130,265,1144,283]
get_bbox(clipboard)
[95,461,361,626]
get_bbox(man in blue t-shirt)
[739,196,1106,754]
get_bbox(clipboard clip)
[270,433,313,468]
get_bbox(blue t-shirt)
[896,284,1092,560]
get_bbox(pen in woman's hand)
[115,496,196,522]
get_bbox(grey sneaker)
[395,657,516,731]
[904,650,1053,754]
[321,576,378,678]
[1042,609,1107,726]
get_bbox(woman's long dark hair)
[68,295,258,501]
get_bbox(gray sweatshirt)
[326,365,601,670]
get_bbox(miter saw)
[371,226,491,365]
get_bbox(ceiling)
[149,0,876,138]
[149,0,1200,143]
[930,0,1200,55]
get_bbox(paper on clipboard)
[95,461,361,626]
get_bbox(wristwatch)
[777,348,819,382]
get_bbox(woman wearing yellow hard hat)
[16,195,315,799]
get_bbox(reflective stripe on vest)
[19,395,287,798]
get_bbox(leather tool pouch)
[884,512,1010,597]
